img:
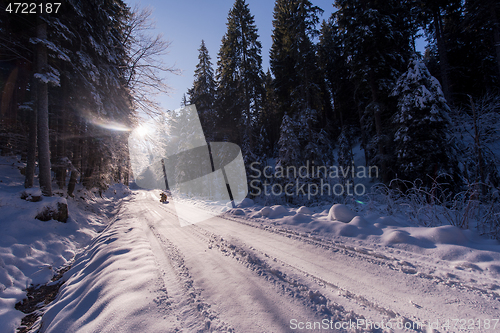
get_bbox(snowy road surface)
[40,190,500,332]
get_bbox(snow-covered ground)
[0,156,129,333]
[2,155,500,332]
[37,191,500,332]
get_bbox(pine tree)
[270,0,323,118]
[391,57,456,185]
[318,18,357,129]
[271,0,331,180]
[259,70,279,157]
[215,0,264,146]
[181,93,188,107]
[1,0,148,196]
[334,0,415,181]
[188,40,216,141]
[449,0,500,98]
[416,0,462,104]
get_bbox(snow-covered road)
[40,190,500,332]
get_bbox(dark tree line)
[0,0,172,197]
[187,0,500,200]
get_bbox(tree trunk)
[36,20,52,196]
[55,113,67,189]
[67,169,79,197]
[55,77,68,190]
[490,3,500,78]
[433,10,453,104]
[368,73,388,182]
[123,147,130,186]
[25,106,37,188]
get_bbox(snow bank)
[0,156,127,333]
[39,218,174,333]
[222,199,500,282]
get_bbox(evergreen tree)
[1,0,141,194]
[334,0,415,181]
[391,57,457,186]
[215,0,264,147]
[188,40,216,141]
[181,93,188,107]
[271,0,332,180]
[451,0,500,98]
[318,18,358,133]
[270,0,323,118]
[416,0,462,104]
[259,70,279,157]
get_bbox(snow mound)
[230,208,245,216]
[415,225,467,245]
[259,207,273,217]
[257,205,290,218]
[349,216,369,228]
[237,198,254,208]
[271,205,287,215]
[383,230,412,244]
[328,204,356,222]
[283,213,313,225]
[336,223,360,237]
[297,206,312,215]
[486,264,500,277]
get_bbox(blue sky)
[125,0,336,113]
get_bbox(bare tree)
[123,6,179,117]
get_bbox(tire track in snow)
[142,198,333,332]
[215,212,500,302]
[150,202,379,332]
[172,210,499,332]
[190,225,419,333]
[141,204,234,332]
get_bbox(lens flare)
[94,120,130,132]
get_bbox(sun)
[134,124,149,138]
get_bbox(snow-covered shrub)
[363,178,500,239]
[450,93,500,198]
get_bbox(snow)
[328,203,357,222]
[0,156,128,333]
[16,189,500,331]
[228,202,500,282]
[39,211,175,333]
[3,156,500,332]
[147,192,500,287]
[237,197,254,208]
[297,206,313,215]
